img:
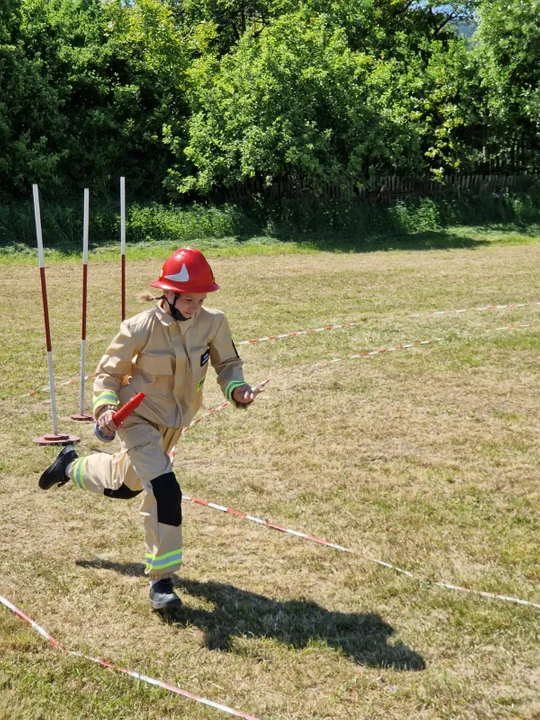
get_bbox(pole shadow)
[76,559,426,671]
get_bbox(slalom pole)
[71,189,93,421]
[120,176,126,321]
[32,185,79,446]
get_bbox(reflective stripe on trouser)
[146,548,183,573]
[71,458,88,490]
[67,415,184,580]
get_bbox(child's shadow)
[77,559,425,671]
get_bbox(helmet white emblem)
[165,264,190,283]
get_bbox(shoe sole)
[149,597,183,611]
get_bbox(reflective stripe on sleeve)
[225,381,246,402]
[93,391,119,414]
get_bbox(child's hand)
[97,409,117,436]
[232,384,260,407]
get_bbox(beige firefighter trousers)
[68,415,183,580]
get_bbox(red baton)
[112,392,145,426]
[94,392,145,442]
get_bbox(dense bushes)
[0,0,538,208]
[2,192,539,254]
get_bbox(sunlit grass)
[0,241,539,719]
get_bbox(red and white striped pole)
[71,189,93,421]
[120,176,126,322]
[32,185,79,446]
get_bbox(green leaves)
[176,12,422,194]
[473,0,540,170]
[0,0,537,203]
[0,0,189,199]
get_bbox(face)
[166,291,207,318]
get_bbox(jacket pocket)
[136,353,174,377]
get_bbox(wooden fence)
[354,174,539,205]
[215,173,539,205]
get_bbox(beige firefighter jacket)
[93,302,246,429]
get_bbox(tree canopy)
[0,0,537,200]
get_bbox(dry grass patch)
[0,242,539,719]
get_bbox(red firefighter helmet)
[150,247,219,293]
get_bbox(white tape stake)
[33,184,59,434]
[0,595,262,720]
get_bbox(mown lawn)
[0,232,539,719]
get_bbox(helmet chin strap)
[162,293,189,321]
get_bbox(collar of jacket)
[155,301,195,334]
[155,301,178,326]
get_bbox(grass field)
[0,228,539,719]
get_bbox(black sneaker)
[38,444,78,490]
[149,579,182,610]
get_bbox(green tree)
[475,0,540,169]
[390,37,486,178]
[305,0,478,55]
[171,12,429,195]
[172,0,297,56]
[0,0,191,198]
[0,1,68,195]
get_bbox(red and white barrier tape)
[181,379,271,436]
[174,323,539,609]
[11,373,98,402]
[0,594,261,720]
[190,320,538,432]
[8,299,539,403]
[410,300,540,319]
[179,337,440,435]
[236,301,540,347]
[14,318,540,414]
[312,338,440,366]
[236,322,357,345]
[238,301,540,345]
[9,331,438,413]
[9,322,356,401]
[495,321,538,331]
[183,497,540,610]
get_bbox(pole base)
[33,433,80,446]
[70,413,94,422]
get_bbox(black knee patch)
[104,484,143,500]
[151,472,182,526]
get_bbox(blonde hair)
[138,291,161,303]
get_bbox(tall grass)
[266,192,540,234]
[0,200,257,254]
[1,191,539,255]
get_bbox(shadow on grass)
[0,228,488,256]
[262,229,492,253]
[4,222,539,259]
[76,559,426,671]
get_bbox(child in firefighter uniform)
[39,248,258,610]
